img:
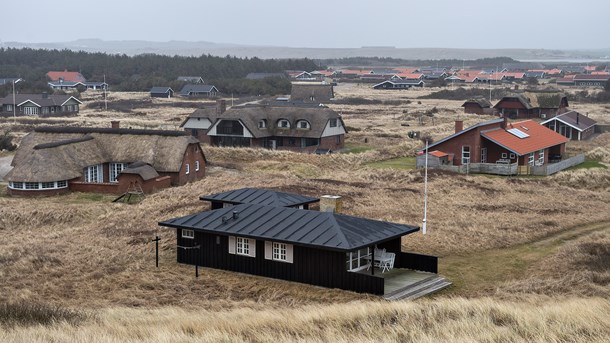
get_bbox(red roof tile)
[481,120,568,156]
[429,150,448,157]
[46,71,86,82]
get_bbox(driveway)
[0,155,13,182]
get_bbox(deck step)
[384,276,451,301]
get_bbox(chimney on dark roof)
[216,99,226,114]
[111,121,120,129]
[576,112,579,125]
[42,92,48,99]
[455,120,463,133]
[501,115,507,129]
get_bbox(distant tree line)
[0,48,319,96]
[315,56,517,68]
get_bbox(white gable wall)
[183,117,212,129]
[321,119,346,137]
[208,120,253,138]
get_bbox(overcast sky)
[3,0,609,49]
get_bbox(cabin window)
[84,164,103,183]
[23,106,39,115]
[236,237,251,256]
[182,229,194,239]
[41,182,55,189]
[109,163,126,183]
[461,146,470,164]
[185,163,190,175]
[57,180,68,188]
[538,149,545,165]
[272,242,287,261]
[6,104,13,111]
[501,153,507,159]
[528,153,535,166]
[336,135,341,144]
[301,138,319,147]
[346,247,371,272]
[509,153,516,159]
[329,118,338,127]
[9,182,24,189]
[195,160,200,171]
[25,182,39,190]
[481,148,487,163]
[264,241,293,263]
[258,119,267,129]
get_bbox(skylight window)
[507,128,530,139]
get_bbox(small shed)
[462,98,492,115]
[150,87,174,98]
[416,150,452,168]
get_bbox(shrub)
[0,131,17,151]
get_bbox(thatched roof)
[462,98,491,108]
[6,127,199,182]
[119,162,160,181]
[210,103,345,139]
[495,90,567,110]
[290,82,334,102]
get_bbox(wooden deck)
[356,267,451,300]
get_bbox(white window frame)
[258,120,267,129]
[329,118,338,127]
[528,152,535,166]
[297,120,310,129]
[278,120,290,128]
[481,147,487,163]
[84,164,103,183]
[346,247,371,272]
[237,237,250,256]
[8,180,69,190]
[185,163,190,175]
[109,162,126,183]
[272,242,287,261]
[195,160,200,171]
[182,229,194,239]
[509,153,516,159]
[461,146,471,164]
[501,152,507,159]
[538,149,545,165]
[229,236,256,257]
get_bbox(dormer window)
[296,120,311,129]
[258,119,267,129]
[278,119,290,128]
[329,118,338,128]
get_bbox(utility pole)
[422,138,429,235]
[103,74,108,110]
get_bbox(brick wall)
[173,143,206,186]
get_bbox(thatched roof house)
[6,125,206,196]
[207,102,346,153]
[494,90,569,119]
[290,82,334,103]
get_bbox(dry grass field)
[1,84,609,341]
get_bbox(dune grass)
[366,156,416,170]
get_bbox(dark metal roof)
[150,87,173,93]
[200,188,319,207]
[180,84,218,95]
[159,203,419,251]
[541,111,597,131]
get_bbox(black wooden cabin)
[159,203,438,295]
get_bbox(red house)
[419,117,569,168]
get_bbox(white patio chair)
[380,252,395,273]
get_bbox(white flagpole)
[104,74,108,111]
[423,139,428,235]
